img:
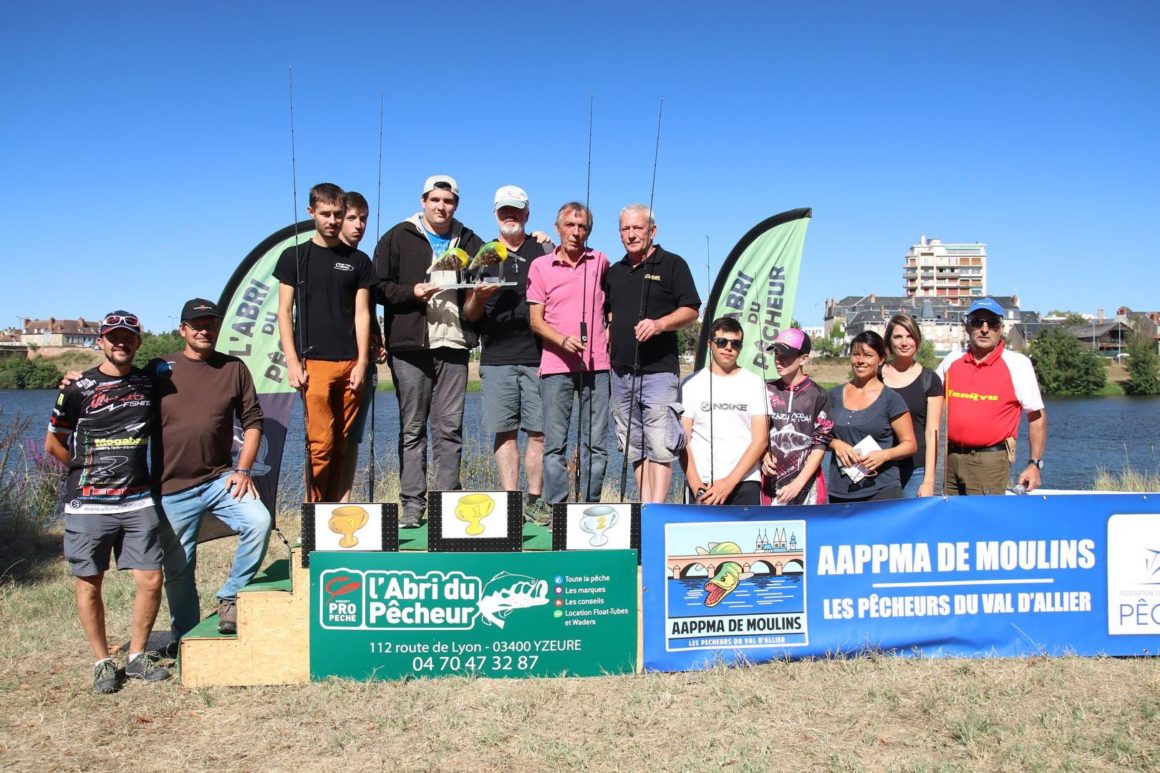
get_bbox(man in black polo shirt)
[604,204,701,503]
[464,185,553,523]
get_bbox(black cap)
[181,298,223,322]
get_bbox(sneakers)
[524,498,553,527]
[93,658,124,694]
[400,509,423,529]
[217,597,237,635]
[125,654,171,683]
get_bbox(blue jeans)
[540,370,609,503]
[159,473,271,641]
[900,466,926,497]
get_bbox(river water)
[5,390,1158,507]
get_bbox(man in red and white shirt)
[937,298,1046,495]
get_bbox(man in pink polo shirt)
[527,202,611,505]
[938,297,1046,495]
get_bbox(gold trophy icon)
[455,493,495,536]
[328,505,370,548]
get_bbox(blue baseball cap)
[965,297,1005,319]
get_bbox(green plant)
[1029,326,1106,396]
[1124,324,1160,395]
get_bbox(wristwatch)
[1027,458,1044,470]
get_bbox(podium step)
[179,551,310,687]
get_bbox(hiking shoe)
[401,509,423,528]
[125,654,171,683]
[93,658,124,694]
[217,597,237,635]
[525,498,553,527]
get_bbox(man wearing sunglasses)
[46,311,170,693]
[939,297,1046,495]
[678,317,770,506]
[149,299,269,641]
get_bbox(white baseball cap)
[423,175,459,197]
[494,185,529,210]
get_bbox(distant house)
[1006,321,1062,352]
[824,294,1025,356]
[20,317,100,348]
[1068,320,1135,356]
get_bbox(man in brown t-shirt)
[151,298,270,639]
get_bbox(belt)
[948,442,1006,454]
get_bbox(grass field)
[4,507,1160,771]
[4,395,1160,771]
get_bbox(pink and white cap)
[766,327,812,356]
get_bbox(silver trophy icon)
[578,505,619,547]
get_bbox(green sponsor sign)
[310,550,638,679]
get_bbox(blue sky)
[2,1,1156,331]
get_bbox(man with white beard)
[464,186,553,523]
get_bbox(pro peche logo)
[319,569,549,631]
[1106,514,1160,635]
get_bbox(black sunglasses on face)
[966,316,1002,329]
[712,337,743,351]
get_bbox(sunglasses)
[102,314,140,327]
[966,316,1002,329]
[712,337,743,351]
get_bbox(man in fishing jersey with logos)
[937,297,1046,494]
[604,205,701,503]
[45,311,170,693]
[275,182,376,503]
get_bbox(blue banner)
[642,495,1160,671]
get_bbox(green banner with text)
[310,551,638,680]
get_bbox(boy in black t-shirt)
[275,183,375,502]
[45,311,170,693]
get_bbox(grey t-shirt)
[826,384,910,499]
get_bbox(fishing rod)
[573,95,594,502]
[367,92,383,503]
[288,65,315,501]
[618,97,664,502]
[705,234,714,501]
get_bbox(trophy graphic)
[455,493,495,536]
[328,505,370,548]
[578,505,619,547]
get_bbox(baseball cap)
[181,298,223,322]
[422,175,459,197]
[494,185,529,210]
[100,310,142,337]
[965,297,1005,319]
[765,328,812,356]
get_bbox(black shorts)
[64,505,163,577]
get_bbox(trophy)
[328,505,370,548]
[454,493,495,536]
[578,505,619,547]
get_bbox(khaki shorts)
[945,449,1011,495]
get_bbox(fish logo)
[325,574,362,602]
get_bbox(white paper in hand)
[842,436,883,483]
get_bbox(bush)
[1029,327,1106,396]
[136,331,185,362]
[0,410,65,579]
[1125,326,1160,395]
[0,357,63,390]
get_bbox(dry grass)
[4,511,1160,771]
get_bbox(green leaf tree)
[1029,327,1106,396]
[136,331,185,363]
[1125,324,1160,395]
